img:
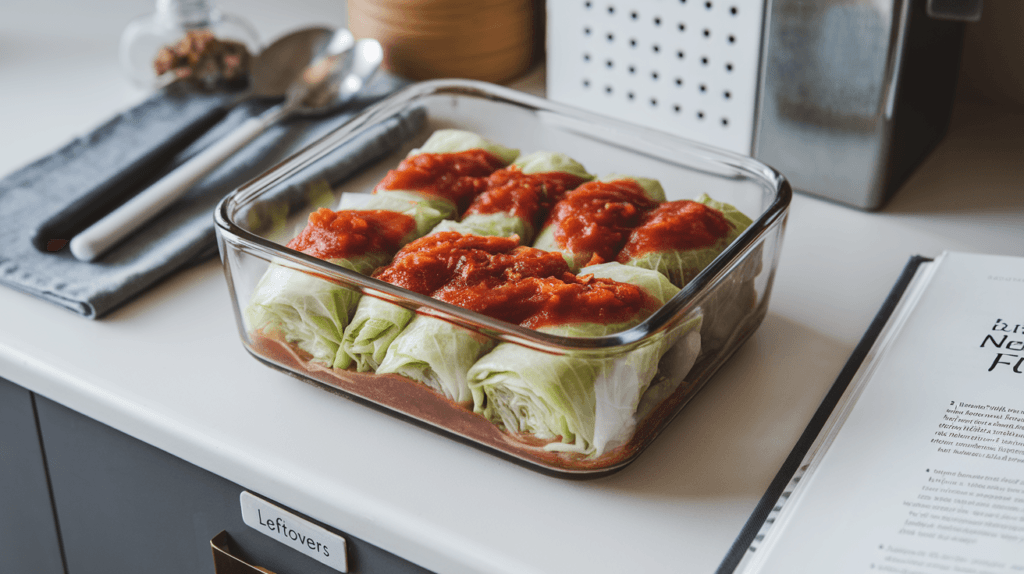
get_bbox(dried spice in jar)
[152,30,251,88]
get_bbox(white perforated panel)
[546,0,766,155]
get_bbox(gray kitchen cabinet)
[0,377,65,574]
[4,376,431,574]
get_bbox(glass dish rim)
[214,78,792,353]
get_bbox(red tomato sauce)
[617,200,734,260]
[545,179,659,265]
[374,232,530,295]
[375,149,508,213]
[375,231,657,329]
[436,273,657,329]
[286,208,416,261]
[465,168,588,229]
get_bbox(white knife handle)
[70,109,280,262]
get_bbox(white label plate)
[240,491,348,572]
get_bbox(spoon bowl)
[249,27,350,100]
[291,36,385,116]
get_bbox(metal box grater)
[546,0,767,155]
[547,0,972,210]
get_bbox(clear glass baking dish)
[214,79,791,477]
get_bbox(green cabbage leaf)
[622,194,753,287]
[376,315,497,404]
[467,263,701,456]
[430,212,529,242]
[512,151,593,180]
[362,190,457,237]
[410,129,520,164]
[598,174,666,202]
[339,296,415,372]
[245,255,384,369]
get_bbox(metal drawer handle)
[211,531,279,574]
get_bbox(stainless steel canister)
[753,0,977,210]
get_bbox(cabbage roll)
[245,209,419,368]
[433,150,593,242]
[375,234,576,402]
[367,129,520,218]
[531,175,665,271]
[617,194,753,288]
[374,315,496,404]
[467,263,700,456]
[615,194,755,353]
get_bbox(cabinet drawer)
[35,395,431,574]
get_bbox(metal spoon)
[32,27,343,254]
[69,31,383,262]
[245,27,352,108]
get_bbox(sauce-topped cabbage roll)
[374,232,575,402]
[531,175,665,271]
[245,209,418,368]
[432,150,592,243]
[366,129,520,222]
[617,194,752,288]
[616,194,756,353]
[467,262,700,456]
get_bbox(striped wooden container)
[349,0,538,83]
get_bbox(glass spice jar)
[119,0,260,89]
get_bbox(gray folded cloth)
[0,73,421,319]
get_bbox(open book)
[719,252,1024,574]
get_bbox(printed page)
[751,252,1024,574]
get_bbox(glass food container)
[214,80,791,477]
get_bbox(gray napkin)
[0,73,421,319]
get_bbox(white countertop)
[3,2,1024,573]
